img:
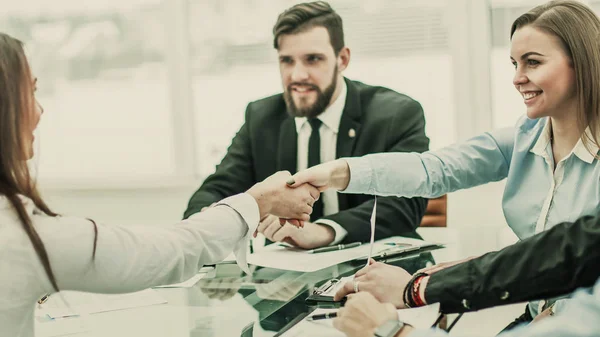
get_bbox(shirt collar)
[294,80,347,134]
[530,118,599,163]
[573,128,600,163]
[530,118,552,157]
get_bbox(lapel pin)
[348,128,356,138]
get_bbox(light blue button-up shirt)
[409,280,600,337]
[344,115,600,315]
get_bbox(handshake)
[246,159,352,228]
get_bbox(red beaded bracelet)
[412,275,426,307]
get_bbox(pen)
[307,312,338,321]
[37,294,50,305]
[313,278,339,295]
[384,243,412,247]
[308,242,362,254]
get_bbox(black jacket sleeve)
[425,214,600,313]
[183,106,256,219]
[320,99,429,243]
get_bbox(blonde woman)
[291,0,600,331]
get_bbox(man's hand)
[256,218,335,249]
[333,292,400,337]
[287,159,351,192]
[247,171,320,224]
[335,260,411,308]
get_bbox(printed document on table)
[247,236,436,272]
[36,289,167,319]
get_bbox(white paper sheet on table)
[36,289,167,319]
[278,303,440,337]
[35,314,90,337]
[247,236,433,272]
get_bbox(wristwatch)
[374,319,405,337]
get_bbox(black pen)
[308,242,361,254]
[307,312,338,321]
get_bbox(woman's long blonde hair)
[511,0,600,156]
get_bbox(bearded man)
[184,1,429,249]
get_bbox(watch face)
[374,319,404,337]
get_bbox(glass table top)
[40,245,457,337]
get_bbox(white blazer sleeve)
[33,193,259,294]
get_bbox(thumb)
[286,172,306,187]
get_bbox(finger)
[263,221,285,240]
[334,280,355,301]
[354,264,373,278]
[256,217,274,234]
[352,274,368,283]
[286,170,312,188]
[298,213,310,222]
[307,186,320,201]
[272,225,295,242]
[368,258,377,265]
[286,219,303,228]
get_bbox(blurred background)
[3,0,597,266]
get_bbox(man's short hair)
[273,1,345,55]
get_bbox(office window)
[1,0,176,185]
[189,0,455,177]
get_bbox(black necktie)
[308,118,324,221]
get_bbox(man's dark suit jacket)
[427,214,600,313]
[184,78,429,243]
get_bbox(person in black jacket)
[183,2,429,249]
[334,213,600,317]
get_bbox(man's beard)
[284,71,338,118]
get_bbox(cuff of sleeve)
[216,193,260,274]
[314,219,348,245]
[342,157,373,194]
[425,263,475,313]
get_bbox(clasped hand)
[246,171,320,228]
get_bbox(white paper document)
[36,289,167,319]
[278,303,440,337]
[35,315,90,337]
[247,236,436,272]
